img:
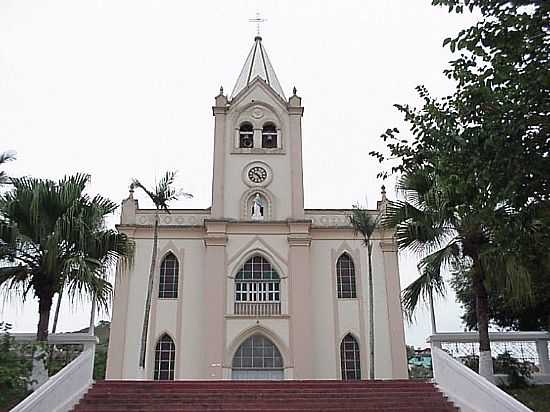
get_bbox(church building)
[106,35,408,381]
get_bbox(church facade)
[106,36,408,381]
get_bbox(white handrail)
[428,331,550,343]
[10,334,97,412]
[428,331,550,375]
[431,346,533,412]
[12,332,99,345]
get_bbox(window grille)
[337,253,357,299]
[235,256,281,315]
[261,123,277,148]
[154,334,175,380]
[159,253,178,299]
[239,123,254,148]
[340,334,361,380]
[232,334,283,369]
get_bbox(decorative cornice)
[287,106,304,116]
[212,106,228,115]
[204,234,227,247]
[287,233,312,247]
[204,220,228,247]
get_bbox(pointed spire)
[231,36,285,100]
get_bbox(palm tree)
[0,151,16,185]
[349,205,380,380]
[132,171,191,369]
[0,173,133,341]
[384,169,535,381]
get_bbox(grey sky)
[0,0,480,347]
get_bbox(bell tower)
[210,36,304,221]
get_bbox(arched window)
[235,256,280,316]
[262,123,277,148]
[159,253,179,299]
[239,123,254,148]
[340,334,361,380]
[336,253,357,299]
[232,334,283,380]
[154,334,175,380]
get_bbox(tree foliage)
[372,0,549,208]
[0,323,31,409]
[0,174,133,341]
[0,151,16,186]
[372,0,549,379]
[452,251,550,331]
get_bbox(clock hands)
[248,167,267,183]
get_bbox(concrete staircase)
[71,380,459,411]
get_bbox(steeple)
[230,36,285,100]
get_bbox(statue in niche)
[251,194,264,220]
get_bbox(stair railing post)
[536,339,550,375]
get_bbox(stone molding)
[204,220,228,247]
[287,234,311,247]
[287,221,311,246]
[212,106,228,115]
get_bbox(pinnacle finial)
[292,86,297,95]
[128,183,135,199]
[381,185,387,201]
[219,86,224,95]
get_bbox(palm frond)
[382,200,424,229]
[0,264,32,303]
[0,151,16,185]
[402,268,446,323]
[0,172,135,337]
[0,151,16,165]
[480,249,533,304]
[131,178,156,201]
[132,170,192,213]
[349,205,379,245]
[402,240,461,321]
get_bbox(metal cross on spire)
[249,12,267,37]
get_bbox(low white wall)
[11,344,95,412]
[431,346,533,412]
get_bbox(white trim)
[13,333,98,345]
[431,346,533,412]
[11,347,95,412]
[428,331,550,343]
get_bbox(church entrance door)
[231,334,284,380]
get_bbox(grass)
[504,385,550,412]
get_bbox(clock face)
[248,166,268,184]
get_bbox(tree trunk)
[367,241,375,380]
[472,262,494,382]
[139,211,159,369]
[428,288,437,334]
[51,287,63,334]
[37,294,53,342]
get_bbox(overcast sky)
[0,1,480,347]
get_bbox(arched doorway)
[231,334,284,380]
